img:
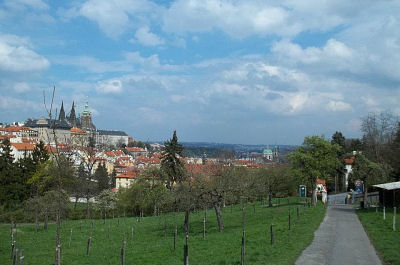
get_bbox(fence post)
[384,207,386,220]
[393,207,397,231]
[183,232,189,265]
[86,237,91,256]
[288,211,291,230]
[270,224,274,245]
[121,236,126,265]
[241,229,245,265]
[11,241,15,259]
[203,217,206,239]
[69,229,73,247]
[174,225,177,251]
[19,249,24,265]
[13,246,18,265]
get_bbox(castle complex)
[24,101,127,147]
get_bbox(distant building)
[97,130,129,148]
[263,146,273,160]
[24,100,130,147]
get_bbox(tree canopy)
[160,130,186,189]
[288,135,341,205]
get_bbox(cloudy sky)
[1,0,399,145]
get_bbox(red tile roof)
[125,147,146,152]
[11,143,35,151]
[344,156,355,165]
[0,135,16,140]
[6,126,34,132]
[70,128,86,134]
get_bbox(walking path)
[295,204,382,265]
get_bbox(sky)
[0,0,400,145]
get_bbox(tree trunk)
[214,203,224,232]
[74,196,79,210]
[184,209,190,232]
[363,180,368,208]
[312,184,317,206]
[86,196,91,219]
[268,192,272,207]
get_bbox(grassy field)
[1,198,326,265]
[357,207,400,265]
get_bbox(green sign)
[299,185,307,197]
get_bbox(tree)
[160,131,186,190]
[361,111,398,163]
[331,131,347,192]
[388,123,400,180]
[288,136,341,205]
[350,153,387,208]
[331,131,346,150]
[94,162,110,192]
[95,189,117,221]
[0,139,20,209]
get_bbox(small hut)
[373,181,400,208]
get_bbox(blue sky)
[1,0,400,145]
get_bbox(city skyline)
[1,1,399,144]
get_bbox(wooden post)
[69,228,73,247]
[11,241,15,259]
[174,225,177,251]
[121,237,126,265]
[241,229,245,265]
[203,217,206,239]
[393,207,397,231]
[56,245,61,265]
[13,246,18,265]
[183,232,189,265]
[86,237,91,256]
[297,206,299,219]
[288,211,291,230]
[19,249,24,265]
[270,224,274,245]
[384,207,386,220]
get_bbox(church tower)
[68,101,77,127]
[59,101,66,121]
[80,101,96,132]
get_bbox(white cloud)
[71,0,162,38]
[327,100,352,112]
[132,26,164,46]
[0,96,41,111]
[0,33,49,72]
[163,0,291,38]
[13,82,30,93]
[96,79,122,94]
[5,0,49,10]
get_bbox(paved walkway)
[295,205,382,265]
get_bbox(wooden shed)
[373,181,400,208]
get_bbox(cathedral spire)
[59,101,65,121]
[69,101,77,126]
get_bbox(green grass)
[357,207,400,265]
[1,198,326,265]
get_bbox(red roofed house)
[115,169,138,189]
[5,126,38,139]
[125,147,147,158]
[344,156,355,190]
[10,143,36,161]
